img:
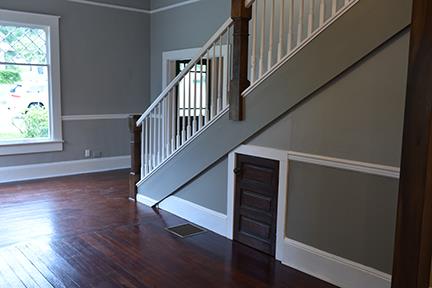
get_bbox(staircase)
[131,0,406,205]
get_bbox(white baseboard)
[136,193,391,288]
[282,238,391,288]
[137,195,228,237]
[0,156,131,184]
[136,194,158,207]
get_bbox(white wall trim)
[136,194,158,207]
[0,155,130,184]
[65,0,201,14]
[288,151,400,179]
[227,145,289,261]
[65,0,151,13]
[283,238,391,288]
[136,195,228,237]
[151,0,201,14]
[62,114,138,121]
[0,140,63,156]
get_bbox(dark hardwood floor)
[0,170,336,288]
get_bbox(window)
[0,9,62,155]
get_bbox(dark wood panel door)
[234,154,279,256]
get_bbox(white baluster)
[176,85,180,149]
[268,0,275,70]
[205,49,210,125]
[259,0,266,77]
[152,111,156,169]
[319,0,324,26]
[199,57,204,130]
[225,26,231,108]
[211,44,217,119]
[157,104,162,164]
[165,97,169,158]
[250,2,257,83]
[332,0,337,16]
[308,0,314,36]
[187,68,191,138]
[192,64,199,133]
[143,118,148,175]
[182,76,186,144]
[297,0,305,45]
[278,0,285,61]
[218,36,223,113]
[161,102,164,161]
[171,89,176,153]
[287,0,294,51]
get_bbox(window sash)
[0,9,62,155]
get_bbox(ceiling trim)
[65,0,201,14]
[150,0,201,14]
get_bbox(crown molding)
[65,0,201,14]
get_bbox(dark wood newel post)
[229,0,252,121]
[128,114,142,201]
[391,0,432,287]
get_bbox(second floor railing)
[247,0,359,86]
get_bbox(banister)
[135,0,360,183]
[136,18,234,126]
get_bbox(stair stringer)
[137,0,411,204]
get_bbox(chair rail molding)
[62,114,139,121]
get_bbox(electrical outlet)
[84,149,91,158]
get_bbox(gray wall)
[0,0,150,167]
[248,31,409,273]
[170,27,409,273]
[149,0,231,100]
[176,157,228,214]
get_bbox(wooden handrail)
[128,114,142,201]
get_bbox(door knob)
[233,168,241,175]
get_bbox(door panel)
[234,154,279,256]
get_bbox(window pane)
[0,64,50,141]
[0,25,47,65]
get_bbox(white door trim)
[226,144,289,261]
[162,48,200,90]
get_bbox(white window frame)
[0,9,63,156]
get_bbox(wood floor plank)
[0,170,336,288]
[0,248,27,288]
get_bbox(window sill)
[0,140,64,156]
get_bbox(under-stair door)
[234,154,279,256]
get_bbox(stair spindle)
[298,0,305,45]
[268,0,275,70]
[287,0,294,52]
[278,0,285,61]
[250,2,257,83]
[259,0,266,77]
